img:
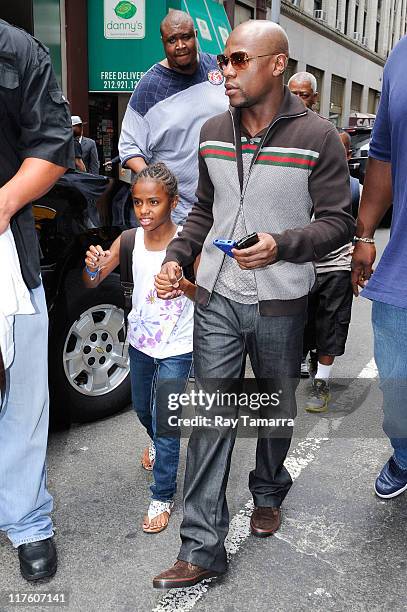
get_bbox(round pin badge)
[207,69,224,85]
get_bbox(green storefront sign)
[88,0,230,93]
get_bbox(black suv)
[33,171,134,426]
[344,125,392,227]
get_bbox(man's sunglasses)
[216,51,278,72]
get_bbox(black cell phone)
[235,232,259,250]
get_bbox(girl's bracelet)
[85,265,100,280]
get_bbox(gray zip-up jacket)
[164,87,355,315]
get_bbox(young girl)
[83,163,195,533]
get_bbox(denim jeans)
[178,292,305,573]
[372,300,407,469]
[0,283,53,547]
[129,346,192,502]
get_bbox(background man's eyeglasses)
[216,51,279,72]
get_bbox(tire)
[49,272,131,424]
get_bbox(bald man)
[119,10,228,224]
[288,71,319,111]
[154,20,354,589]
[289,72,358,411]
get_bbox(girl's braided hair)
[132,162,178,199]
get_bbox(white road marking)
[152,359,378,612]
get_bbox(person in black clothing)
[0,19,74,581]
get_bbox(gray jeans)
[178,292,305,573]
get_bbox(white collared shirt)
[0,227,35,369]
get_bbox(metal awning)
[170,0,231,53]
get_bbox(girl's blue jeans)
[129,345,192,501]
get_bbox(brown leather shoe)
[153,560,222,589]
[250,506,281,538]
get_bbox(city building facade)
[2,0,407,166]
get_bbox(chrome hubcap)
[63,304,129,396]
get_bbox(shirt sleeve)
[119,103,153,167]
[369,69,391,162]
[272,127,355,262]
[19,39,75,169]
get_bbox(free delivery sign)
[104,0,145,39]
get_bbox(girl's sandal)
[141,441,156,471]
[142,500,174,534]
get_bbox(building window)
[330,74,345,126]
[314,0,322,11]
[375,20,380,53]
[234,1,254,25]
[284,58,298,84]
[354,3,359,35]
[350,82,363,112]
[368,88,380,114]
[306,64,323,113]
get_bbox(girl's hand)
[85,244,112,271]
[154,262,184,299]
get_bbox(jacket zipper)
[230,108,306,313]
[206,109,306,308]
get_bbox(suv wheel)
[49,274,131,424]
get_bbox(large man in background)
[119,9,228,224]
[0,19,74,580]
[351,35,407,499]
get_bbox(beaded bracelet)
[85,265,100,280]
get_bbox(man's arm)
[0,32,74,235]
[271,127,355,263]
[119,97,152,172]
[125,156,148,174]
[75,157,86,172]
[155,146,214,298]
[351,65,392,295]
[163,151,215,267]
[0,158,66,234]
[351,159,392,295]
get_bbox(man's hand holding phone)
[232,232,278,269]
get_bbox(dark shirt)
[0,19,75,289]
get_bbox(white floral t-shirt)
[127,228,193,359]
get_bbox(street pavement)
[1,228,406,612]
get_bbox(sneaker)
[300,359,310,378]
[374,456,407,499]
[305,378,330,413]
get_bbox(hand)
[155,261,184,299]
[232,233,278,270]
[85,244,112,271]
[351,241,376,296]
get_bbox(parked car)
[344,125,392,227]
[33,171,133,426]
